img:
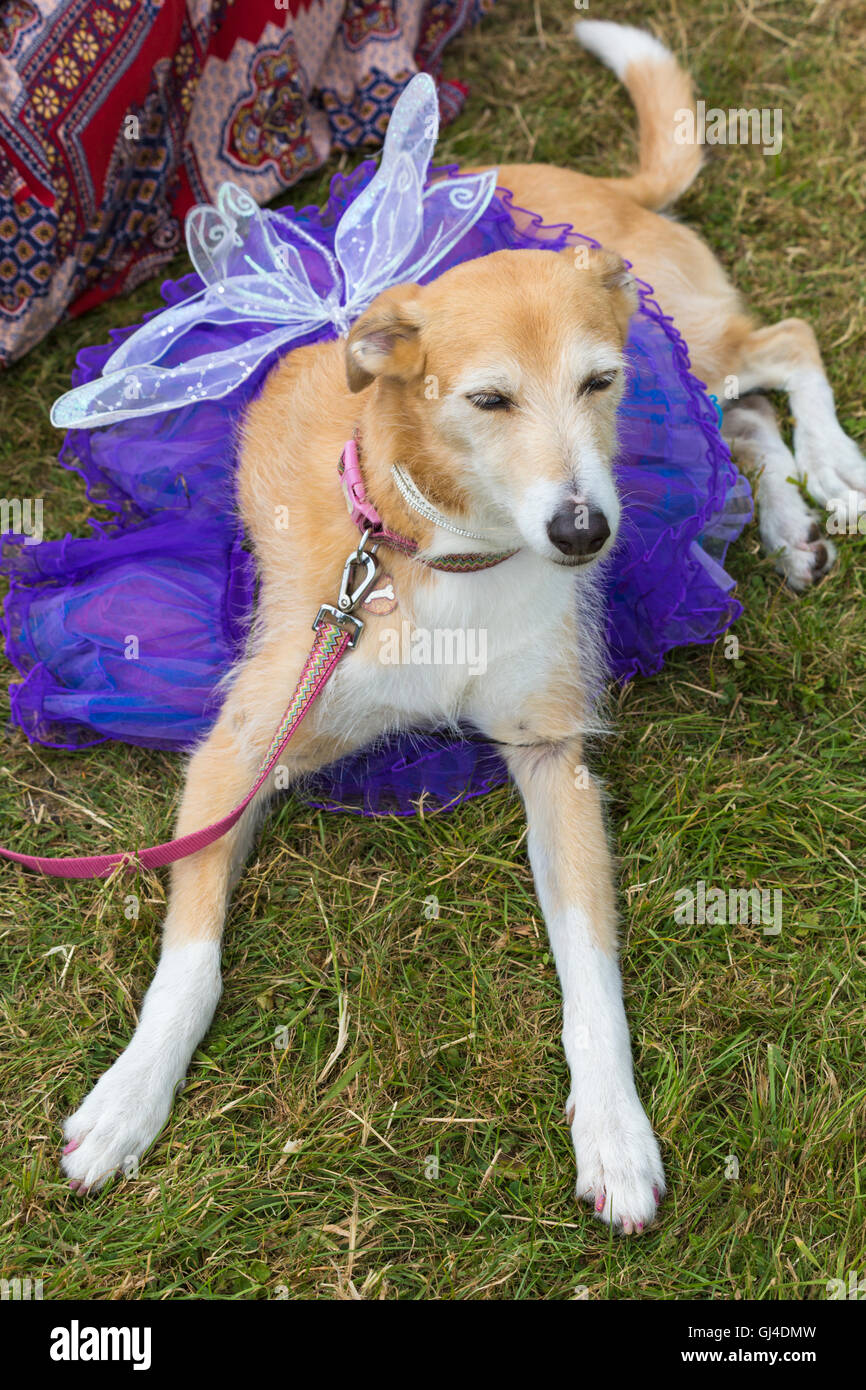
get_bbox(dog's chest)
[321,552,580,740]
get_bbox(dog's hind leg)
[60,638,327,1193]
[722,393,836,590]
[729,319,866,540]
[504,736,665,1235]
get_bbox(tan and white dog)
[60,21,865,1232]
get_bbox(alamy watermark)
[378,620,487,676]
[674,880,782,935]
[49,1321,152,1370]
[826,491,866,535]
[0,497,43,545]
[674,102,783,157]
[826,1270,866,1299]
[1,1276,44,1300]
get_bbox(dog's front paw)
[568,1094,666,1235]
[61,1052,176,1194]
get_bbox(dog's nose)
[546,503,610,558]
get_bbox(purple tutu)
[1,162,752,815]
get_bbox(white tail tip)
[574,19,671,81]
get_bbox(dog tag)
[362,575,398,615]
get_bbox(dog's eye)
[467,391,513,411]
[580,373,617,395]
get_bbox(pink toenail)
[653,1185,660,1203]
[63,1139,79,1154]
[595,1192,605,1213]
[637,1222,644,1232]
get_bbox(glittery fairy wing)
[50,78,498,430]
[186,183,339,306]
[336,73,498,316]
[399,166,499,286]
[96,193,338,379]
[50,323,320,429]
[51,191,341,428]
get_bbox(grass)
[0,0,864,1300]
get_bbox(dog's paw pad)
[781,532,836,590]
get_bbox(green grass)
[1,0,864,1300]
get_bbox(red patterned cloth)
[0,0,490,365]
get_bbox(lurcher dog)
[60,21,865,1232]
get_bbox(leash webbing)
[0,623,350,880]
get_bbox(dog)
[59,20,865,1232]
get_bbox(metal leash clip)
[313,529,380,648]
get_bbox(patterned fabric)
[0,0,491,366]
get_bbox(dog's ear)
[345,285,425,393]
[588,248,638,339]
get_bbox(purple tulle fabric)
[1,162,752,815]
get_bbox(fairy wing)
[336,73,497,316]
[51,75,498,430]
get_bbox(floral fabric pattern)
[0,0,491,365]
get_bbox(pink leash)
[0,623,351,880]
[0,439,515,881]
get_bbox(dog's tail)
[575,20,702,212]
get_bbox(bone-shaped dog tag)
[362,575,398,615]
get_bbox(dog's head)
[345,247,636,567]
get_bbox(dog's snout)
[546,502,610,558]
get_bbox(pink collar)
[339,436,418,556]
[338,436,519,573]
